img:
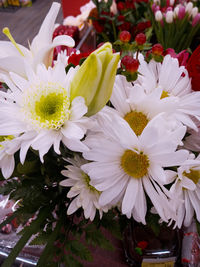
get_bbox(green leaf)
[66,240,93,261]
[29,231,49,246]
[64,254,83,267]
[85,225,113,250]
[65,63,75,74]
[196,219,200,236]
[17,160,39,175]
[98,211,122,240]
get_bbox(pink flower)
[192,13,200,27]
[178,5,186,20]
[165,48,189,67]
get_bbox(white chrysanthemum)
[170,154,200,228]
[60,155,109,221]
[0,61,91,163]
[135,54,200,130]
[82,111,189,224]
[111,75,182,136]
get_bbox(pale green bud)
[70,42,120,116]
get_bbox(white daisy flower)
[82,111,189,224]
[135,54,200,130]
[111,75,181,136]
[170,154,200,228]
[60,155,109,221]
[0,60,91,163]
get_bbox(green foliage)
[95,210,122,240]
[85,224,113,250]
[64,254,83,267]
[196,219,200,236]
[146,211,161,237]
[66,240,93,261]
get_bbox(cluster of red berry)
[118,30,164,81]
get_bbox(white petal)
[122,178,138,214]
[62,121,85,139]
[1,154,15,179]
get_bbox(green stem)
[112,20,117,41]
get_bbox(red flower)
[68,52,91,66]
[125,0,135,9]
[53,25,79,41]
[187,45,200,91]
[93,20,104,33]
[118,21,131,31]
[117,1,126,11]
[118,15,125,22]
[137,241,148,250]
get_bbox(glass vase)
[123,219,182,267]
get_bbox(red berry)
[119,31,131,43]
[152,44,163,56]
[121,56,139,73]
[135,33,146,45]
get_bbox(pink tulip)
[178,5,186,20]
[192,13,200,27]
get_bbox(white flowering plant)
[0,1,200,267]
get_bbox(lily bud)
[70,42,120,116]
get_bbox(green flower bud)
[70,42,120,116]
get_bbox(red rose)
[92,20,104,33]
[187,45,200,91]
[117,1,126,11]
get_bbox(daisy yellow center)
[161,90,169,99]
[82,172,100,193]
[22,82,70,130]
[124,111,149,136]
[121,149,149,179]
[0,135,14,150]
[183,169,200,184]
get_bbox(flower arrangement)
[0,0,200,266]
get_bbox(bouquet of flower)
[0,1,200,266]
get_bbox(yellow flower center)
[124,111,149,136]
[82,172,100,193]
[22,82,70,130]
[183,169,200,185]
[161,90,169,99]
[121,149,149,179]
